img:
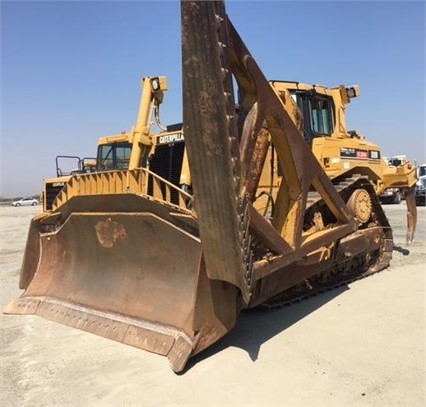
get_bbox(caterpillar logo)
[157,132,185,145]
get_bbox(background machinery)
[43,155,96,210]
[378,155,410,204]
[415,163,426,206]
[5,0,417,373]
[42,76,174,211]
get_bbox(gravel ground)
[1,203,425,407]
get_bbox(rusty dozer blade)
[4,196,239,373]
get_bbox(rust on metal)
[95,218,127,248]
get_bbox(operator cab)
[96,123,184,174]
[270,81,360,144]
[97,141,132,171]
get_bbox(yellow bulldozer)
[5,0,418,373]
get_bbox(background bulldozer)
[5,0,417,373]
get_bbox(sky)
[1,0,425,197]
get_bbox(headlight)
[151,77,160,91]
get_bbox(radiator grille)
[148,142,185,204]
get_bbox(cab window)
[97,143,132,170]
[115,146,131,169]
[309,97,334,135]
[293,91,335,143]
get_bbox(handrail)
[52,168,193,212]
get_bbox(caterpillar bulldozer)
[41,76,180,212]
[42,155,97,210]
[4,0,418,373]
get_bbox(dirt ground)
[1,203,425,407]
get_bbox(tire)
[32,202,37,206]
[15,203,21,207]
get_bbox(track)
[261,175,394,309]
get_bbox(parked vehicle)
[12,197,39,207]
[415,163,426,206]
[379,187,403,204]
